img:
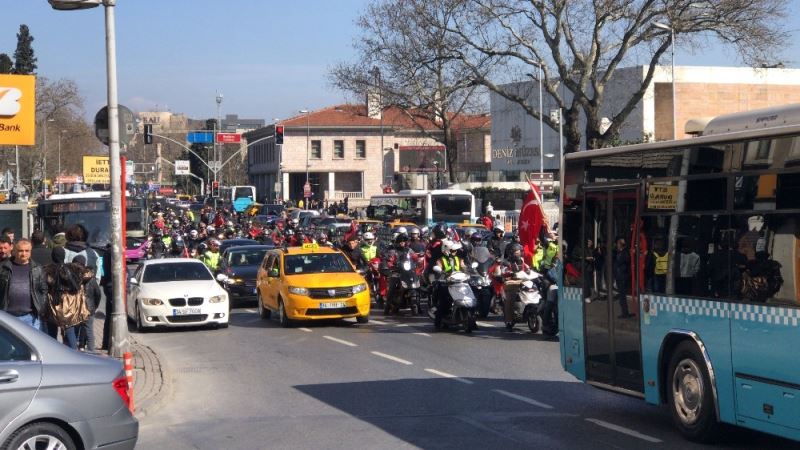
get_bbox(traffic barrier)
[123,351,135,413]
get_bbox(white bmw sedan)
[127,258,229,330]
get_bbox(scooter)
[502,270,543,332]
[385,253,423,315]
[429,266,478,333]
[469,251,494,319]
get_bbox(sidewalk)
[92,310,169,418]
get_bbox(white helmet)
[363,232,375,241]
[207,225,216,233]
[442,239,462,255]
[396,226,407,235]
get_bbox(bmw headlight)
[351,283,367,294]
[209,295,227,303]
[140,298,163,306]
[288,286,309,296]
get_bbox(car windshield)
[227,249,268,266]
[284,253,355,275]
[143,262,213,283]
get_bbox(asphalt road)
[132,304,799,450]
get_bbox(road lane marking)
[298,327,313,332]
[243,308,257,313]
[476,321,496,328]
[323,336,358,347]
[492,389,553,409]
[370,351,413,365]
[585,418,662,443]
[394,323,410,328]
[369,319,388,325]
[413,332,431,337]
[424,368,474,384]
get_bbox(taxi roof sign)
[301,243,319,250]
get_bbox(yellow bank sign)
[0,74,36,146]
[83,156,110,184]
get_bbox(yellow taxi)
[256,243,370,327]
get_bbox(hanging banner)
[0,74,36,145]
[83,156,110,184]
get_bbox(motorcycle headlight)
[402,261,412,271]
[140,298,163,306]
[351,283,367,294]
[209,295,227,303]
[412,281,420,289]
[401,281,409,289]
[288,286,309,296]
[230,278,244,285]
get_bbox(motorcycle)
[469,247,495,318]
[367,257,387,307]
[429,267,478,333]
[385,253,424,315]
[502,270,543,333]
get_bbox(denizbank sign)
[491,143,541,171]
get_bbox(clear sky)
[2,0,800,123]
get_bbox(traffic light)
[144,124,153,145]
[275,125,284,145]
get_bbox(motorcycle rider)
[359,231,379,268]
[502,245,533,327]
[488,226,506,258]
[408,227,426,254]
[341,235,364,269]
[201,239,222,272]
[148,229,167,259]
[433,239,464,330]
[382,233,414,313]
[168,233,188,258]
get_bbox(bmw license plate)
[319,302,347,309]
[173,308,201,316]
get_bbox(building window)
[311,140,321,159]
[334,140,344,159]
[356,140,366,159]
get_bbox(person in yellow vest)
[201,239,222,273]
[532,239,559,272]
[433,239,464,330]
[298,199,304,209]
[647,238,669,294]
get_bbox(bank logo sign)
[0,74,36,145]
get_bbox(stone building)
[245,103,490,205]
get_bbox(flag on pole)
[518,179,546,257]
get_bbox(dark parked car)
[218,238,260,254]
[218,245,274,305]
[0,311,138,449]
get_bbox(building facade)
[245,104,490,205]
[490,65,800,177]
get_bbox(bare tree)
[443,0,790,152]
[330,0,492,182]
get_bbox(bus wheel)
[667,341,720,443]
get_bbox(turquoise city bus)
[559,104,800,443]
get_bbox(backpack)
[46,264,91,328]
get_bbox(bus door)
[583,186,644,393]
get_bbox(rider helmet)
[362,232,375,243]
[394,233,409,244]
[441,239,462,255]
[431,224,446,240]
[409,227,420,237]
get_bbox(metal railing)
[333,191,363,199]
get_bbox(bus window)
[431,195,471,223]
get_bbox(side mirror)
[269,268,280,278]
[433,265,443,273]
[216,274,228,282]
[129,278,138,286]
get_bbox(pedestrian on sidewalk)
[45,249,93,349]
[0,239,49,331]
[30,230,52,267]
[71,255,101,351]
[0,236,13,264]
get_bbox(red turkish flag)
[518,182,545,257]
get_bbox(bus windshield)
[368,196,426,225]
[431,194,472,223]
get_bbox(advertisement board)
[0,74,36,146]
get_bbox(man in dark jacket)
[30,230,52,267]
[0,239,49,330]
[613,237,633,318]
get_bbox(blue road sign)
[187,131,214,144]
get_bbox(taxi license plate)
[319,302,347,309]
[173,308,202,316]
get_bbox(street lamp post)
[215,92,223,199]
[654,22,676,140]
[43,118,54,197]
[49,0,129,358]
[58,130,66,193]
[537,62,544,178]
